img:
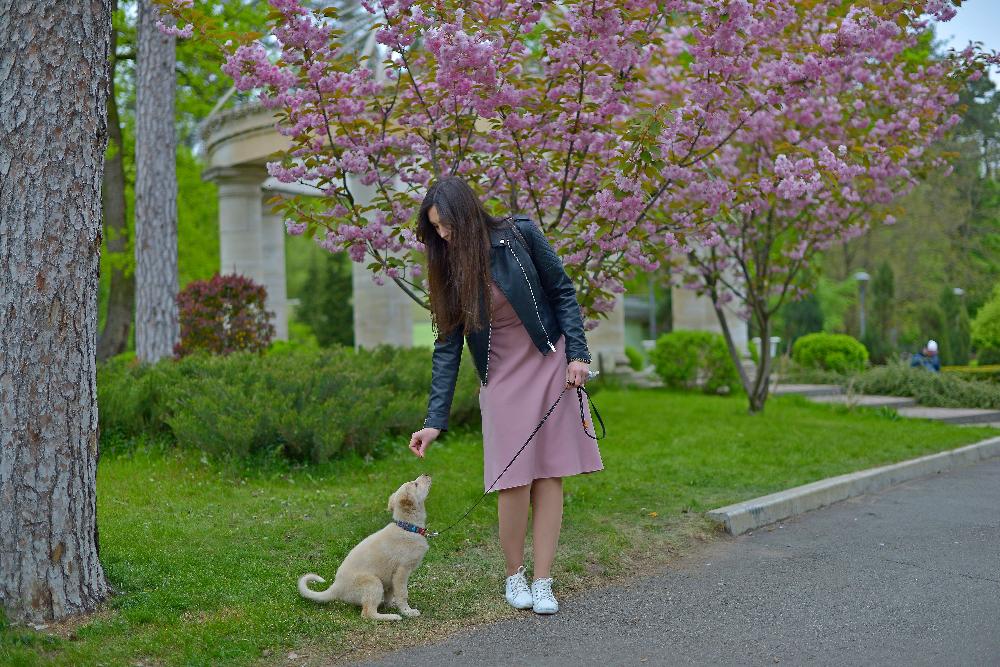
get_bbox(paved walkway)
[357,458,1000,666]
[773,384,1000,425]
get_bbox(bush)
[851,361,1000,410]
[97,345,482,462]
[295,250,354,347]
[649,330,740,394]
[972,285,1000,363]
[942,364,1000,384]
[624,345,645,371]
[174,273,275,358]
[792,333,868,374]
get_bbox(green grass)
[3,388,996,666]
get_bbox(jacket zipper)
[500,238,556,353]
[482,318,492,387]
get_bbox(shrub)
[295,250,354,347]
[792,333,868,374]
[649,330,740,394]
[174,273,275,358]
[942,364,1000,384]
[624,345,644,371]
[851,361,1000,410]
[972,284,1000,363]
[97,344,482,462]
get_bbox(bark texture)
[97,14,135,362]
[0,0,113,623]
[134,0,179,362]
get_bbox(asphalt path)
[356,457,1000,666]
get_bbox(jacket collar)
[489,223,508,248]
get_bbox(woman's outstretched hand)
[566,360,590,387]
[409,427,441,458]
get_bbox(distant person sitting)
[910,339,941,372]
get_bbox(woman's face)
[428,206,451,243]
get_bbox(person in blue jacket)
[910,339,941,372]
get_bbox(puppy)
[298,474,431,621]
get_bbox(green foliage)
[97,345,482,462]
[295,250,354,348]
[851,361,1000,410]
[972,284,1000,363]
[649,330,740,394]
[939,286,971,365]
[815,275,858,334]
[943,364,1000,384]
[777,292,823,355]
[792,333,868,374]
[176,147,220,287]
[624,344,645,371]
[863,262,896,364]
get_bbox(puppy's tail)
[297,573,339,603]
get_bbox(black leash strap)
[430,384,605,538]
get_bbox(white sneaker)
[531,577,558,614]
[504,565,533,610]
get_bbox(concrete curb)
[706,435,1000,535]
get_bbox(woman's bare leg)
[498,484,532,576]
[529,477,563,579]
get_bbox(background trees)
[0,0,113,623]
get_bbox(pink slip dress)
[478,279,604,493]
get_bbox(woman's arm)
[422,325,464,431]
[518,218,592,365]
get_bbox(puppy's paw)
[384,613,403,621]
[401,608,421,617]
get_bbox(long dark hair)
[416,177,508,339]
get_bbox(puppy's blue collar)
[394,519,428,536]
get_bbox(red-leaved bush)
[174,273,275,358]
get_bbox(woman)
[408,176,604,615]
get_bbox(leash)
[428,382,605,538]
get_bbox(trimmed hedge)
[942,364,1000,384]
[850,362,1000,410]
[792,333,868,374]
[98,345,482,462]
[648,330,740,394]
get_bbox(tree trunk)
[0,0,113,624]
[97,14,136,362]
[711,297,771,414]
[747,313,773,413]
[135,0,179,362]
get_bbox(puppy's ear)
[397,488,416,512]
[387,490,396,513]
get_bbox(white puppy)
[298,474,432,621]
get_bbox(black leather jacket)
[423,216,592,432]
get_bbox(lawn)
[2,388,995,666]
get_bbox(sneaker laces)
[532,577,555,604]
[508,566,530,597]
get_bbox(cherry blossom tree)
[156,0,990,359]
[153,0,873,320]
[667,4,995,411]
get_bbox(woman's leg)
[497,484,532,577]
[529,477,563,579]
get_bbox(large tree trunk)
[0,0,113,624]
[135,0,179,362]
[97,12,136,362]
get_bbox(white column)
[587,293,631,373]
[671,287,749,356]
[212,166,264,285]
[260,195,289,340]
[347,174,413,349]
[351,261,414,349]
